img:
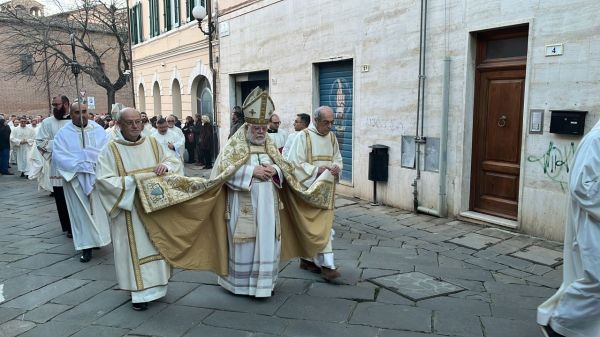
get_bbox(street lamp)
[192,1,219,163]
[192,5,215,36]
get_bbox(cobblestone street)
[0,165,562,337]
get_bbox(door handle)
[497,115,507,127]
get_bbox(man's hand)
[167,142,175,150]
[253,165,276,181]
[317,166,329,176]
[330,164,341,177]
[20,139,28,144]
[154,163,169,176]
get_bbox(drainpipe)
[412,0,428,213]
[417,57,449,217]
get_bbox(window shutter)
[174,0,180,26]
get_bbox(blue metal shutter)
[319,60,353,182]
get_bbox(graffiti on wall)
[527,141,576,192]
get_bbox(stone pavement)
[0,164,563,337]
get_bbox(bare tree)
[0,0,131,108]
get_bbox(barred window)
[20,54,33,75]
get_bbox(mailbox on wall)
[549,110,587,135]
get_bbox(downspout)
[412,0,428,212]
[417,57,449,217]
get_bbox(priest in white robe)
[151,118,184,175]
[37,95,73,236]
[53,103,111,263]
[10,116,35,178]
[266,113,288,152]
[166,115,186,161]
[537,119,600,337]
[286,105,343,281]
[282,113,310,159]
[96,107,182,311]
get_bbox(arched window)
[172,79,182,119]
[152,81,161,116]
[190,75,212,119]
[138,83,146,112]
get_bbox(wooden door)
[470,26,528,219]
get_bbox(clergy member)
[152,117,184,174]
[286,105,343,281]
[213,89,284,297]
[537,119,600,337]
[266,113,288,152]
[96,107,181,311]
[36,95,73,237]
[53,103,111,263]
[282,113,310,159]
[10,116,35,178]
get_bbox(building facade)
[0,0,133,116]
[131,0,600,241]
[128,0,215,121]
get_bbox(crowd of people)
[1,87,345,312]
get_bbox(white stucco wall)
[217,0,600,240]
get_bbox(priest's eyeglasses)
[122,119,143,126]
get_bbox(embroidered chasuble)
[133,124,336,277]
[96,134,182,292]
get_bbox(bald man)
[53,103,111,263]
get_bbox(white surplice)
[9,125,35,173]
[36,116,71,187]
[267,128,289,151]
[53,121,111,250]
[215,148,283,297]
[27,127,52,192]
[151,128,185,175]
[96,132,181,302]
[286,124,342,268]
[537,120,600,337]
[282,131,298,159]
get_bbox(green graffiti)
[527,141,576,192]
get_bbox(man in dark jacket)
[0,117,13,175]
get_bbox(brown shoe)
[299,259,321,274]
[321,267,341,281]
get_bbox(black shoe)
[132,302,148,311]
[540,325,565,337]
[66,232,73,238]
[80,249,92,263]
[20,172,25,177]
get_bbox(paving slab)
[177,285,289,315]
[417,296,491,315]
[182,324,252,337]
[510,245,564,267]
[203,311,287,335]
[69,325,129,337]
[307,282,375,301]
[434,311,483,337]
[484,281,557,298]
[94,302,168,329]
[23,303,71,323]
[131,305,211,337]
[0,319,36,337]
[156,281,199,304]
[51,280,116,305]
[448,233,502,250]
[170,270,218,284]
[275,294,355,322]
[480,316,544,337]
[0,307,26,325]
[349,302,432,332]
[1,278,88,310]
[19,320,84,337]
[370,272,464,301]
[68,264,118,281]
[283,319,379,337]
[52,289,129,324]
[0,274,61,302]
[335,197,358,208]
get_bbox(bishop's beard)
[52,106,66,120]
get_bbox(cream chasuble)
[96,132,181,296]
[36,117,71,187]
[216,146,284,297]
[10,125,35,173]
[286,123,342,268]
[53,122,111,250]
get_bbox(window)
[20,54,33,75]
[149,0,159,38]
[129,2,143,44]
[186,0,206,22]
[163,0,180,31]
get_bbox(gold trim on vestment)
[139,254,164,265]
[125,210,144,290]
[303,129,312,164]
[112,136,147,146]
[149,137,160,162]
[312,155,333,162]
[109,143,127,215]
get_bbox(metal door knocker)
[498,115,507,127]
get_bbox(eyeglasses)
[317,119,334,126]
[167,120,175,123]
[121,119,143,126]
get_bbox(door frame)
[459,20,534,227]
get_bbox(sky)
[43,0,78,15]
